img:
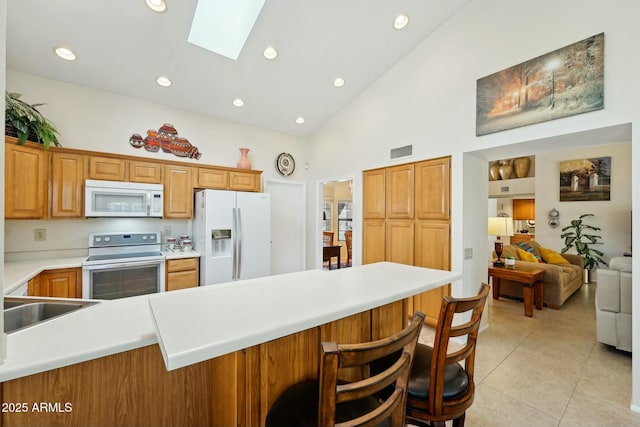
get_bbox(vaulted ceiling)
[6,0,471,136]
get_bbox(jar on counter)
[166,237,176,252]
[181,239,193,251]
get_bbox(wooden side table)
[488,266,545,317]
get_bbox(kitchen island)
[1,262,460,426]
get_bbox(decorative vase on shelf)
[513,157,531,178]
[499,159,513,180]
[489,161,501,181]
[237,147,252,169]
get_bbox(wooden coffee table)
[488,266,545,317]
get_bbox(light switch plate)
[464,248,473,260]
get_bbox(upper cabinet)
[88,156,126,181]
[385,164,414,219]
[513,198,535,220]
[5,137,263,219]
[229,171,260,192]
[363,169,386,219]
[5,143,48,219]
[415,157,450,220]
[129,161,162,184]
[50,152,85,218]
[164,165,193,218]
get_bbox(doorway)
[319,178,353,270]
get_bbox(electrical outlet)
[163,226,172,237]
[464,248,473,260]
[34,228,47,241]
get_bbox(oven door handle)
[83,260,164,271]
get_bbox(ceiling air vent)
[390,144,413,160]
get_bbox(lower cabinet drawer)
[167,257,199,272]
[166,270,198,291]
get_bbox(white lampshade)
[488,217,514,237]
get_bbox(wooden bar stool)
[265,312,426,427]
[405,283,490,427]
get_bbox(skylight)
[188,0,266,61]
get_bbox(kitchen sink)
[4,298,99,334]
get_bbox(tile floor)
[418,282,640,427]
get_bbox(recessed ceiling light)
[263,46,278,60]
[333,77,345,88]
[233,98,244,107]
[393,14,409,30]
[295,117,305,124]
[146,0,166,12]
[156,76,172,87]
[54,47,76,61]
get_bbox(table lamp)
[488,217,514,267]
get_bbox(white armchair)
[596,257,632,352]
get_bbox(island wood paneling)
[1,345,212,427]
[1,300,410,427]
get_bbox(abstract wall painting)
[476,33,604,136]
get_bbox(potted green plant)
[561,213,605,281]
[5,91,61,149]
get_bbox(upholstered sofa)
[497,241,584,308]
[596,256,632,352]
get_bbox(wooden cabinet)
[415,157,450,220]
[513,198,535,220]
[164,165,193,218]
[363,169,386,219]
[129,160,162,183]
[385,164,414,219]
[5,142,48,219]
[197,167,229,189]
[229,171,260,192]
[88,156,126,181]
[414,222,451,325]
[28,268,82,298]
[510,233,535,244]
[386,221,414,265]
[50,152,85,218]
[362,156,451,326]
[362,220,386,264]
[166,257,199,291]
[5,138,263,220]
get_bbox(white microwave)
[85,179,164,218]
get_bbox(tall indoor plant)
[5,91,61,149]
[561,213,605,275]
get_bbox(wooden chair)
[345,230,352,267]
[405,283,490,427]
[323,231,335,269]
[265,312,426,427]
[322,231,334,246]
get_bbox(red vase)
[237,148,251,169]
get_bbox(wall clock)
[276,153,295,176]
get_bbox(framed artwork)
[476,33,604,136]
[559,156,611,202]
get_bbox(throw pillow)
[516,242,543,263]
[539,246,570,264]
[517,248,539,263]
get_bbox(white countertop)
[149,262,461,371]
[3,257,86,295]
[162,250,201,260]
[0,294,157,382]
[0,261,459,382]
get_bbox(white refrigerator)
[193,189,271,285]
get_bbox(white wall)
[306,0,640,409]
[1,0,8,363]
[535,142,632,258]
[5,71,309,258]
